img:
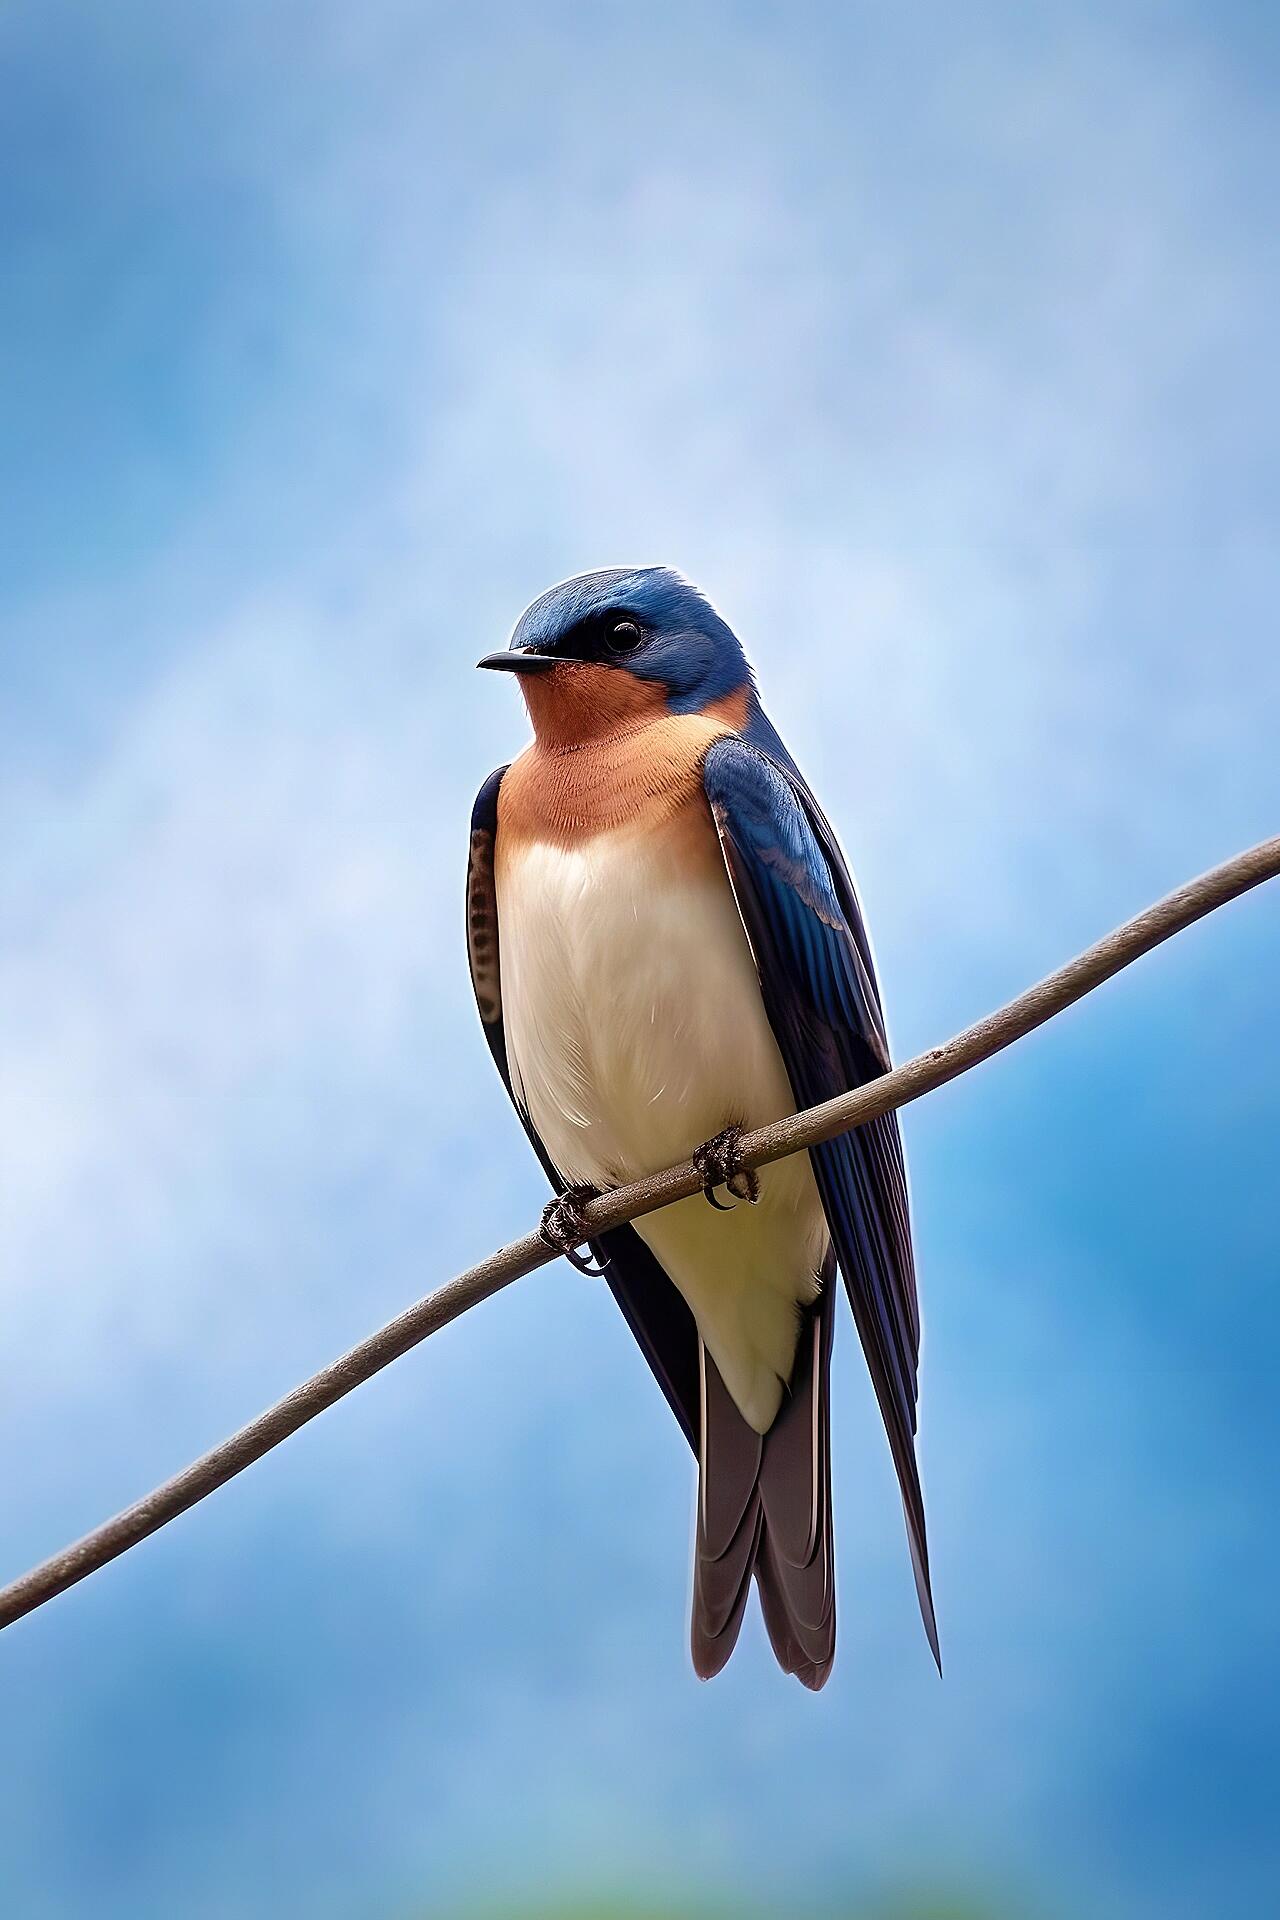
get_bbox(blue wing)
[467,768,701,1449]
[702,732,939,1666]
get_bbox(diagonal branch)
[1,835,1277,1634]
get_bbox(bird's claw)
[693,1127,761,1210]
[539,1186,609,1276]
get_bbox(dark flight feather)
[702,733,939,1669]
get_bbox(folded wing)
[701,735,939,1667]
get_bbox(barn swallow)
[467,567,936,1688]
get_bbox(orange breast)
[498,684,750,851]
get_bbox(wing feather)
[702,734,939,1667]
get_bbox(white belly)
[496,823,828,1432]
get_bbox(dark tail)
[690,1263,836,1690]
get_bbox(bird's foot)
[539,1186,609,1276]
[693,1126,761,1211]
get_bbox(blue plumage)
[507,565,754,710]
[703,736,937,1666]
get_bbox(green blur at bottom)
[459,1895,1018,1920]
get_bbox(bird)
[467,566,936,1688]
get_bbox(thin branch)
[2,835,1277,1634]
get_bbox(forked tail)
[691,1262,836,1690]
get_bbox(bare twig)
[1,835,1276,1634]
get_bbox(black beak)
[476,650,564,675]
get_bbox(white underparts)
[496,822,828,1433]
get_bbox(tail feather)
[691,1501,763,1675]
[691,1348,765,1674]
[756,1532,833,1688]
[697,1345,762,1558]
[691,1262,837,1689]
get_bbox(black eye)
[604,618,642,653]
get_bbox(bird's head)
[477,567,753,747]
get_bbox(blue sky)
[1,3,1278,1916]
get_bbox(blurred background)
[2,3,1278,1916]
